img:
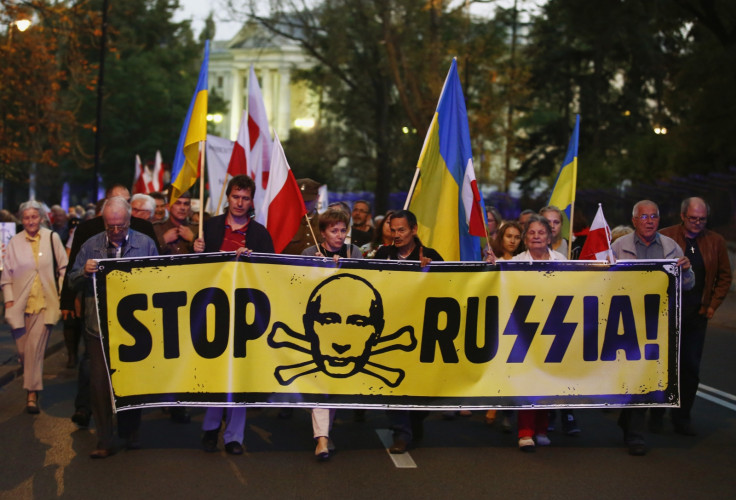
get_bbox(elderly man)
[350,200,373,247]
[62,184,159,428]
[155,192,197,255]
[611,199,694,456]
[658,197,731,435]
[69,197,158,458]
[130,193,156,222]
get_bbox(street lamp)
[7,17,32,46]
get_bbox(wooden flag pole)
[215,173,229,215]
[305,212,319,249]
[198,141,206,240]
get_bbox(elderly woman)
[2,201,67,413]
[510,215,565,451]
[302,208,362,461]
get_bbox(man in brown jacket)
[659,197,732,435]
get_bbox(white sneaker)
[518,436,535,451]
[535,434,551,446]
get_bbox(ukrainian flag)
[408,59,486,262]
[170,41,209,204]
[548,114,580,237]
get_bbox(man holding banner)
[69,197,159,458]
[193,174,274,455]
[374,209,442,454]
[611,199,694,456]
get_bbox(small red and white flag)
[132,154,149,194]
[227,110,249,177]
[149,150,165,192]
[257,133,306,253]
[580,203,613,262]
[248,65,273,213]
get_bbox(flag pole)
[215,173,229,215]
[305,213,319,248]
[198,140,206,239]
[403,167,420,209]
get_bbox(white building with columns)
[208,21,319,141]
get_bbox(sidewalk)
[1,291,734,389]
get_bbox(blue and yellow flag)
[408,59,486,262]
[170,41,209,204]
[548,114,580,239]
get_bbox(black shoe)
[170,407,191,424]
[673,421,697,436]
[225,441,244,455]
[202,429,219,452]
[389,438,408,454]
[71,410,91,427]
[627,442,648,456]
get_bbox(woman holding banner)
[302,207,363,461]
[2,201,67,414]
[511,215,566,451]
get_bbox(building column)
[261,68,273,134]
[277,66,292,140]
[229,68,243,140]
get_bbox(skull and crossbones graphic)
[267,274,416,387]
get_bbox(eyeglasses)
[636,214,659,221]
[685,215,707,223]
[105,223,130,232]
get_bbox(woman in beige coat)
[1,201,67,413]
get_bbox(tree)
[1,0,99,209]
[236,0,512,213]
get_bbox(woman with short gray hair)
[1,201,67,413]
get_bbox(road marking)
[699,384,736,402]
[376,429,417,468]
[698,384,736,412]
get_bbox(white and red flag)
[579,203,613,262]
[227,110,249,177]
[149,150,165,192]
[132,154,149,194]
[256,133,306,253]
[248,65,272,212]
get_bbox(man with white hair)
[69,196,158,458]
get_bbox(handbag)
[49,232,60,295]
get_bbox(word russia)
[95,254,680,411]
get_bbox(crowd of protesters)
[0,177,731,460]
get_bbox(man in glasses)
[660,197,731,436]
[68,196,159,458]
[610,199,694,456]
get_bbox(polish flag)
[257,133,306,253]
[132,154,149,194]
[248,65,272,213]
[580,203,613,262]
[227,110,249,177]
[149,150,165,192]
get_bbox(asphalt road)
[1,325,735,499]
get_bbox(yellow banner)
[94,254,680,410]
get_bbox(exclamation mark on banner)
[643,294,660,360]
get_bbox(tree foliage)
[246,0,510,212]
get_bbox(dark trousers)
[674,312,708,424]
[85,332,140,449]
[618,408,646,445]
